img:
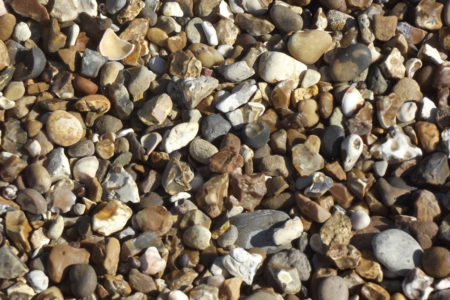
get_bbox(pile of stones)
[0,0,448,299]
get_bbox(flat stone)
[5,210,32,252]
[219,61,255,83]
[373,15,398,41]
[372,229,423,276]
[295,193,331,223]
[16,188,47,215]
[235,13,275,36]
[127,66,156,100]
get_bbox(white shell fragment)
[98,28,135,61]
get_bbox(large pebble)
[258,51,307,84]
[183,225,211,250]
[330,43,372,82]
[288,30,332,64]
[69,264,97,297]
[46,110,84,146]
[270,3,303,33]
[92,200,133,236]
[372,229,423,275]
[318,276,349,300]
[163,122,199,153]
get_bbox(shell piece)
[341,84,364,117]
[98,28,135,61]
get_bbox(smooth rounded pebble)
[372,229,423,275]
[183,225,211,250]
[46,110,84,146]
[318,276,349,300]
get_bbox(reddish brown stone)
[209,150,244,174]
[229,173,267,211]
[9,0,50,23]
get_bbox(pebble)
[189,138,218,164]
[422,247,450,278]
[273,216,304,246]
[80,49,107,78]
[69,264,97,297]
[223,247,262,285]
[46,110,84,146]
[218,224,238,248]
[270,3,303,33]
[372,229,423,276]
[318,275,349,300]
[402,267,434,300]
[330,43,372,82]
[258,51,307,84]
[351,210,371,230]
[292,144,324,177]
[242,120,270,149]
[92,200,133,236]
[47,244,90,283]
[163,122,199,153]
[16,188,47,215]
[12,21,31,42]
[102,166,140,203]
[201,113,232,142]
[47,215,64,240]
[288,30,332,65]
[183,225,211,250]
[219,61,255,83]
[341,134,363,171]
[27,270,49,293]
[216,80,257,113]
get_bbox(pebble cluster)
[0,0,448,299]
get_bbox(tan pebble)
[0,39,10,70]
[75,94,110,114]
[287,30,332,64]
[373,15,398,41]
[46,110,84,146]
[147,27,168,47]
[47,244,90,283]
[360,282,390,300]
[415,121,440,153]
[0,14,16,41]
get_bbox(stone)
[288,30,332,64]
[106,0,127,14]
[27,270,49,293]
[272,216,303,246]
[330,43,372,82]
[317,276,349,300]
[270,3,303,33]
[373,15,398,41]
[351,210,370,231]
[0,245,28,279]
[47,244,90,283]
[230,172,266,210]
[416,0,444,30]
[69,264,97,298]
[5,210,32,252]
[189,43,224,67]
[47,215,64,240]
[414,189,441,222]
[422,247,450,278]
[410,152,449,186]
[163,122,198,153]
[80,49,107,78]
[219,61,255,83]
[181,76,219,109]
[326,243,361,269]
[14,47,46,80]
[230,209,290,253]
[92,200,133,236]
[341,134,363,171]
[128,66,156,100]
[372,229,423,276]
[223,248,262,285]
[75,94,110,114]
[140,247,166,275]
[376,93,403,129]
[183,225,211,250]
[16,188,47,215]
[327,9,355,31]
[202,113,232,142]
[134,206,173,236]
[242,120,270,149]
[218,225,238,248]
[128,268,156,293]
[361,282,390,300]
[202,21,218,46]
[9,0,49,23]
[295,193,331,223]
[260,155,289,178]
[195,173,228,218]
[320,212,353,246]
[402,268,434,300]
[216,80,257,113]
[189,138,218,164]
[68,140,95,158]
[397,101,417,123]
[102,166,140,203]
[292,144,324,176]
[46,110,84,146]
[356,256,383,283]
[258,51,307,84]
[162,157,194,195]
[370,126,422,163]
[45,147,71,181]
[267,248,311,283]
[393,78,423,102]
[416,121,440,153]
[235,13,275,36]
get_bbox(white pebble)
[67,24,80,46]
[26,140,41,157]
[13,22,31,42]
[373,160,388,177]
[397,101,417,123]
[168,290,189,300]
[273,216,303,246]
[202,21,218,46]
[418,44,443,65]
[140,247,167,275]
[0,95,15,110]
[405,58,422,78]
[419,97,437,121]
[162,122,199,153]
[162,1,184,17]
[169,192,191,203]
[351,210,370,230]
[218,1,234,19]
[442,128,450,158]
[402,268,434,300]
[73,156,99,181]
[341,85,364,117]
[27,270,49,293]
[301,69,321,88]
[47,215,64,240]
[341,134,363,172]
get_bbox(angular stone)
[102,166,140,203]
[5,210,32,253]
[9,0,49,23]
[292,144,324,176]
[134,206,173,236]
[320,212,353,246]
[195,173,228,218]
[0,245,28,279]
[223,248,262,285]
[92,200,133,236]
[230,172,267,211]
